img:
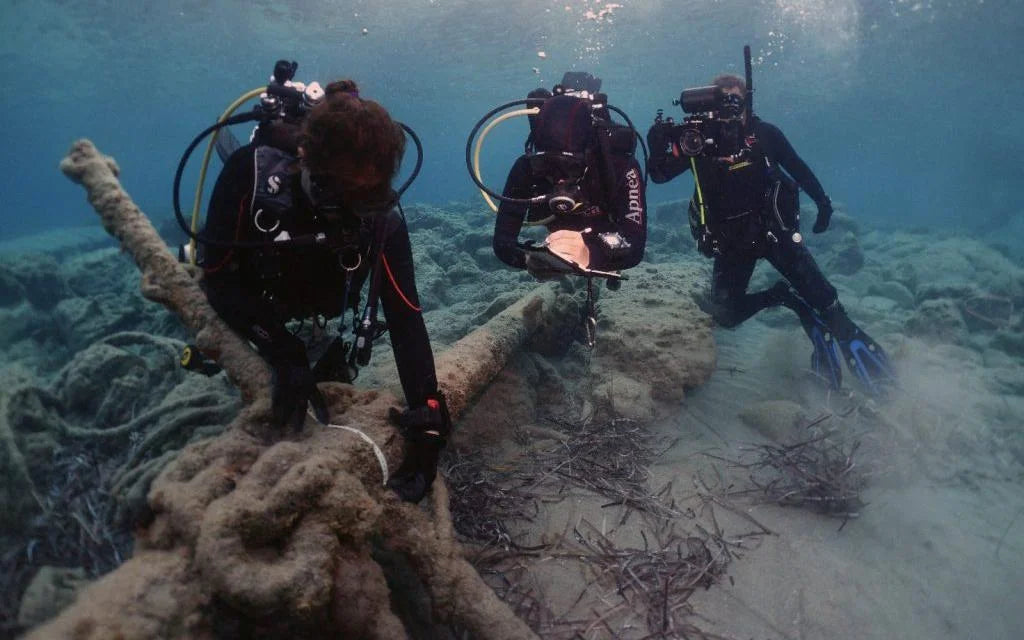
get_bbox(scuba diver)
[647,49,895,396]
[177,62,448,503]
[467,71,647,346]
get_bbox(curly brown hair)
[712,74,746,93]
[299,80,405,193]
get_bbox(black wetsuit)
[201,142,438,408]
[649,117,836,325]
[493,153,647,271]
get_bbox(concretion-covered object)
[59,140,267,403]
[32,140,553,639]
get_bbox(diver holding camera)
[648,49,894,395]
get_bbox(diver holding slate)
[517,234,626,282]
[467,72,648,347]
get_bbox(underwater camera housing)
[656,85,745,158]
[654,45,755,158]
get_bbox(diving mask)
[528,151,588,182]
[720,93,745,119]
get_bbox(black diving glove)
[271,362,328,429]
[813,197,833,234]
[386,393,451,503]
[311,336,356,384]
[646,123,670,159]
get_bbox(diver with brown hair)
[647,50,894,395]
[192,65,448,502]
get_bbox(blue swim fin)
[823,305,896,397]
[784,293,844,391]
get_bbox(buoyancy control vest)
[687,127,799,257]
[244,140,402,374]
[243,144,370,320]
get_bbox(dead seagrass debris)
[446,411,756,639]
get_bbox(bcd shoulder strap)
[251,145,299,236]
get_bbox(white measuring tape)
[308,409,389,485]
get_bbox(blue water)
[0,0,1020,242]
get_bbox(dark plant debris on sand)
[1,442,132,637]
[445,414,765,639]
[720,414,868,530]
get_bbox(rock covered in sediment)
[1,253,67,311]
[591,261,716,417]
[0,264,26,307]
[825,231,864,276]
[0,303,45,357]
[738,400,808,444]
[867,280,915,310]
[863,232,1024,303]
[0,239,185,375]
[0,366,40,533]
[61,247,138,298]
[905,298,968,343]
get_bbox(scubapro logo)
[267,175,282,195]
[625,168,643,223]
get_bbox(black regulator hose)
[396,122,423,196]
[173,114,424,250]
[606,104,650,186]
[172,112,269,249]
[465,99,548,207]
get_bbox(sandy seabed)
[664,320,1024,640]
